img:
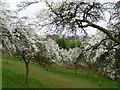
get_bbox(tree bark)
[22,56,31,84]
[84,19,120,44]
[25,62,29,84]
[22,54,31,84]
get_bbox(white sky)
[5,0,119,18]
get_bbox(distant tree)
[56,38,66,49]
[56,38,81,50]
[33,37,59,70]
[66,40,81,50]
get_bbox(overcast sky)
[6,0,119,18]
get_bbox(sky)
[5,0,119,18]
[5,0,64,18]
[4,0,119,36]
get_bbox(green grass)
[2,68,50,88]
[2,55,118,88]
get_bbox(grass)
[2,55,119,88]
[2,68,51,88]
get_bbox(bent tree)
[45,1,120,44]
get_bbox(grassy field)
[2,56,118,88]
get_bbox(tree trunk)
[87,67,91,76]
[25,62,29,84]
[96,75,101,86]
[98,77,101,86]
[22,54,31,84]
[118,78,120,89]
[74,64,77,74]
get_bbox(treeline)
[56,38,81,50]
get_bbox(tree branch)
[84,19,120,44]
